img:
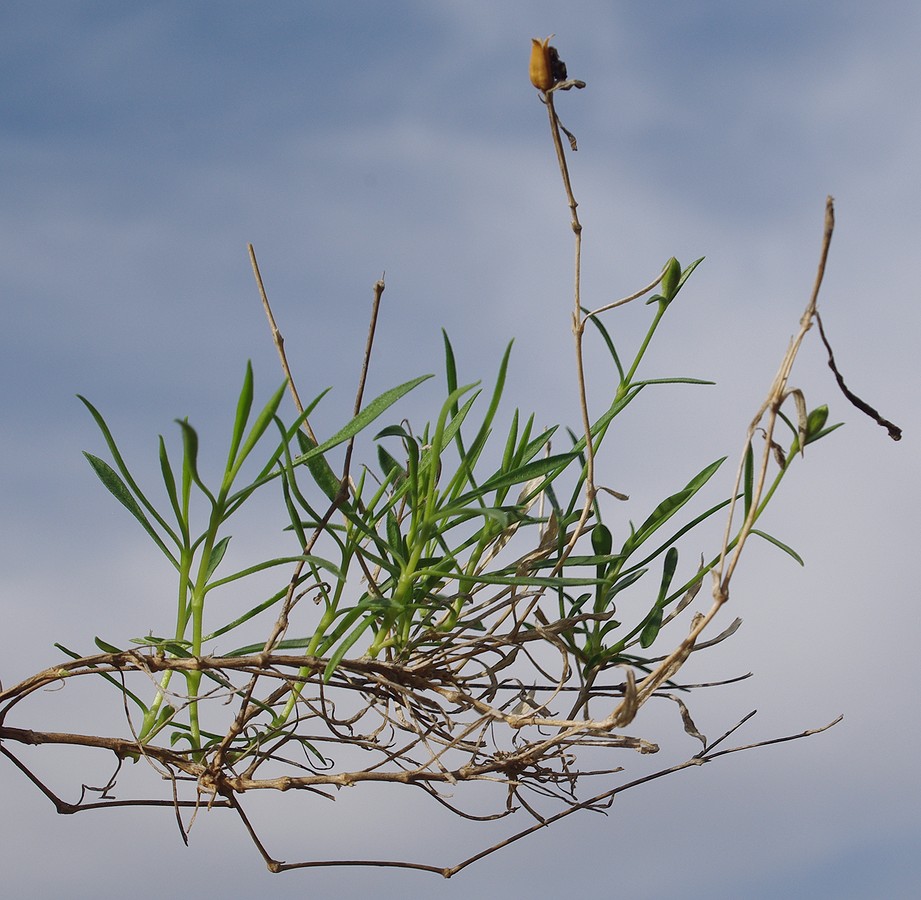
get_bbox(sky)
[2,1,919,897]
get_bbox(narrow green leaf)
[743,441,754,517]
[83,453,179,566]
[475,451,580,497]
[229,379,288,481]
[629,377,715,387]
[386,510,405,563]
[676,257,705,292]
[656,547,679,604]
[501,409,520,474]
[323,614,378,681]
[442,329,459,398]
[224,635,312,657]
[625,497,733,578]
[158,436,184,527]
[606,568,647,599]
[581,306,625,382]
[593,567,647,614]
[308,450,344,502]
[438,389,481,458]
[377,445,405,479]
[789,409,840,455]
[751,529,804,565]
[807,421,843,445]
[518,425,558,465]
[175,419,216,505]
[457,571,608,588]
[462,341,514,466]
[78,394,179,540]
[226,361,255,472]
[375,424,413,441]
[294,375,433,465]
[94,636,122,654]
[639,606,664,648]
[55,642,149,712]
[205,554,345,591]
[204,535,231,582]
[280,470,307,547]
[628,457,726,550]
[290,428,345,502]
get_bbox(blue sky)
[2,2,919,897]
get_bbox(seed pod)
[529,36,555,90]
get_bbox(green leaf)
[206,554,344,591]
[459,571,608,589]
[656,546,679,604]
[224,635,313,657]
[624,496,733,579]
[78,394,179,542]
[629,377,715,388]
[437,388,481,461]
[307,448,344,502]
[676,257,705,293]
[743,441,754,517]
[386,510,406,563]
[375,424,413,441]
[459,341,514,469]
[228,378,288,482]
[639,606,664,649]
[500,409,520,474]
[442,329,459,397]
[94,636,122,654]
[290,428,345,503]
[581,305,625,382]
[204,535,231,582]
[474,451,580,498]
[226,360,255,472]
[280,469,307,547]
[594,567,647,613]
[175,418,215,505]
[323,614,379,681]
[377,445,405,479]
[158,436,184,527]
[627,458,726,551]
[750,529,804,565]
[83,453,178,566]
[294,375,433,465]
[55,642,149,713]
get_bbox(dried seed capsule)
[530,36,567,90]
[529,36,555,91]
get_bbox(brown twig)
[248,243,317,444]
[814,310,902,440]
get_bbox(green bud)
[805,405,829,442]
[661,257,681,301]
[591,523,613,556]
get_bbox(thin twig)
[814,310,902,440]
[248,243,317,444]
